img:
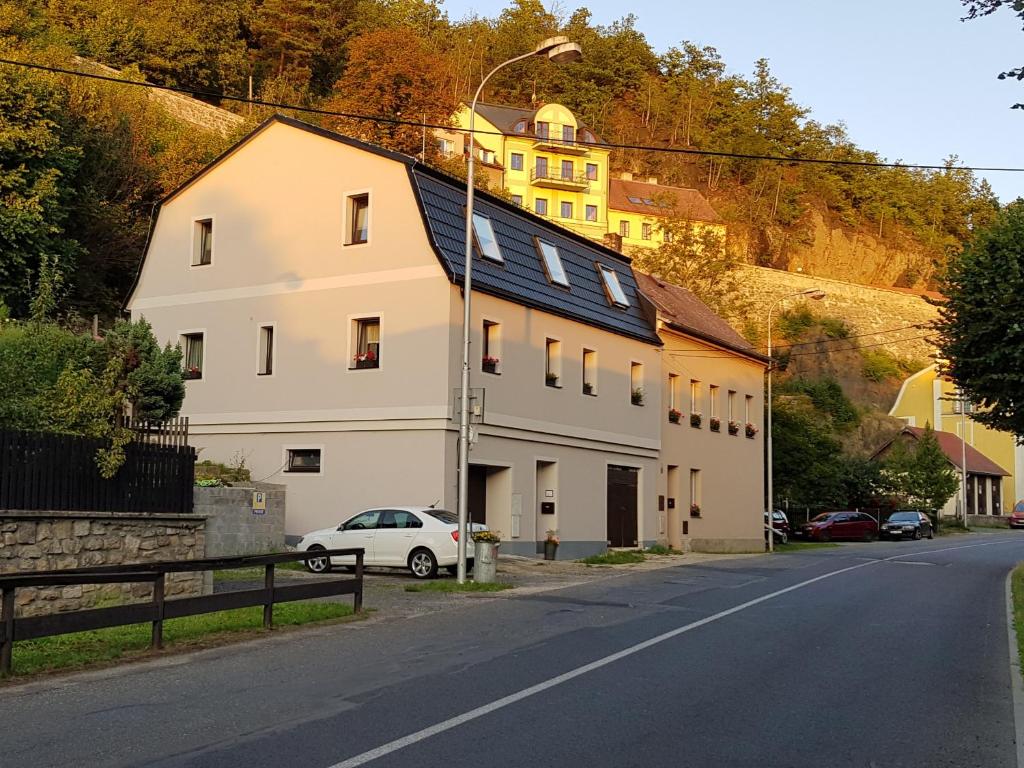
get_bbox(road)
[3,534,1023,768]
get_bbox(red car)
[799,511,878,542]
[1010,500,1024,529]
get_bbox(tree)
[771,398,846,509]
[936,200,1024,440]
[961,1,1024,109]
[882,424,960,519]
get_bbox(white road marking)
[327,538,1022,768]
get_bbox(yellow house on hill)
[442,102,723,251]
[889,365,1024,516]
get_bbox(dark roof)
[875,427,1009,476]
[634,272,766,362]
[411,167,661,344]
[472,102,604,143]
[609,178,721,223]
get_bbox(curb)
[1005,569,1024,768]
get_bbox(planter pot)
[544,540,558,560]
[354,359,379,370]
[482,362,498,374]
[710,419,721,432]
[474,541,499,583]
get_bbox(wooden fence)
[0,549,364,676]
[0,428,196,515]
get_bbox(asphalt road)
[3,534,1024,768]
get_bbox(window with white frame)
[619,220,630,238]
[545,338,562,387]
[192,219,213,266]
[536,239,570,287]
[745,394,754,423]
[690,468,701,515]
[709,385,719,418]
[582,348,597,395]
[668,373,681,411]
[437,138,455,156]
[482,320,501,373]
[690,380,701,414]
[285,448,321,474]
[597,265,630,308]
[352,317,380,369]
[642,223,652,240]
[347,193,369,245]
[181,332,204,379]
[728,390,736,422]
[258,325,274,376]
[472,214,503,263]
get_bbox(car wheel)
[820,531,831,542]
[305,545,332,574]
[928,529,934,539]
[409,548,439,579]
[913,529,922,540]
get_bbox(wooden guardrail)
[0,549,363,677]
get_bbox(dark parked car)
[799,511,878,542]
[880,511,933,540]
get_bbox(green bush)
[861,350,903,382]
[819,316,852,339]
[777,305,817,340]
[777,377,860,429]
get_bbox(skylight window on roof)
[536,239,570,287]
[642,198,655,205]
[627,196,644,204]
[472,214,503,263]
[598,265,630,308]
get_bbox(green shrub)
[777,377,860,429]
[777,305,817,340]
[861,350,903,382]
[819,316,852,339]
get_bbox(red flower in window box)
[183,365,202,380]
[745,422,759,438]
[728,420,740,435]
[709,416,721,432]
[668,408,681,424]
[353,349,378,369]
[690,503,701,518]
[690,412,702,428]
[482,356,500,373]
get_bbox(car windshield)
[889,513,919,522]
[810,513,835,523]
[424,509,458,525]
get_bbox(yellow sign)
[252,491,267,514]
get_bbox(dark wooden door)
[469,465,487,525]
[607,466,639,547]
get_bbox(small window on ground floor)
[286,448,321,474]
[181,332,204,379]
[352,317,380,369]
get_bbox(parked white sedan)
[295,507,488,579]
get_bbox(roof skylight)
[598,264,630,308]
[536,239,570,287]
[472,214,503,263]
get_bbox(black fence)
[0,548,364,676]
[0,428,196,515]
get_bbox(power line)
[665,331,936,360]
[763,322,927,351]
[4,56,1024,174]
[785,333,936,356]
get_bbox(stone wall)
[737,265,941,362]
[0,512,206,617]
[195,483,286,558]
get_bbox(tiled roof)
[411,167,661,345]
[609,178,721,223]
[634,272,765,361]
[899,427,1009,476]
[471,102,603,143]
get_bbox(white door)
[373,510,424,565]
[330,510,381,565]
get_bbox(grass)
[579,550,646,566]
[773,540,840,552]
[1011,565,1024,673]
[213,561,307,582]
[644,544,684,556]
[403,580,512,593]
[9,601,355,678]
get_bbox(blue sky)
[441,0,1024,202]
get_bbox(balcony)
[532,125,593,156]
[530,168,591,192]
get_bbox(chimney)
[603,233,623,253]
[619,171,633,181]
[647,176,659,185]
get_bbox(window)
[562,124,575,144]
[511,194,524,207]
[347,193,369,245]
[472,213,503,263]
[480,149,495,164]
[585,205,598,222]
[192,219,213,266]
[536,156,548,179]
[663,229,674,244]
[668,373,681,410]
[535,198,548,215]
[561,159,574,180]
[560,201,573,219]
[545,338,562,387]
[514,119,527,133]
[597,265,630,308]
[619,220,630,238]
[690,469,701,515]
[745,394,754,423]
[510,152,524,171]
[586,163,598,181]
[631,362,644,405]
[343,510,381,529]
[379,510,423,529]
[536,239,569,287]
[437,138,454,156]
[286,448,321,474]
[482,320,501,374]
[352,317,380,369]
[536,121,549,139]
[709,385,719,418]
[258,325,274,376]
[583,349,597,395]
[728,390,736,421]
[690,380,701,414]
[181,332,204,379]
[642,223,652,240]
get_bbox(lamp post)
[765,288,825,552]
[456,37,582,584]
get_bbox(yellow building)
[889,365,1024,516]
[608,173,726,252]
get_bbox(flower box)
[583,382,595,396]
[728,421,740,436]
[710,417,721,432]
[353,350,378,369]
[689,503,701,518]
[183,367,202,380]
[354,358,379,370]
[745,423,758,439]
[690,412,702,428]
[668,408,681,424]
[545,373,560,388]
[631,388,644,406]
[482,358,499,374]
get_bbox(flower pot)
[482,361,497,374]
[474,541,499,583]
[355,359,378,370]
[544,540,558,560]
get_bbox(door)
[374,510,424,565]
[831,513,855,540]
[330,509,381,565]
[469,465,487,525]
[607,466,639,548]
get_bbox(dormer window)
[514,119,527,133]
[472,214,503,263]
[535,239,569,288]
[479,148,495,164]
[597,264,629,308]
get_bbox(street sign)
[252,491,266,515]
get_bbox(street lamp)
[456,37,582,584]
[765,287,825,553]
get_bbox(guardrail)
[0,548,363,677]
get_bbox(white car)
[295,507,488,579]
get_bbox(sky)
[440,0,1024,202]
